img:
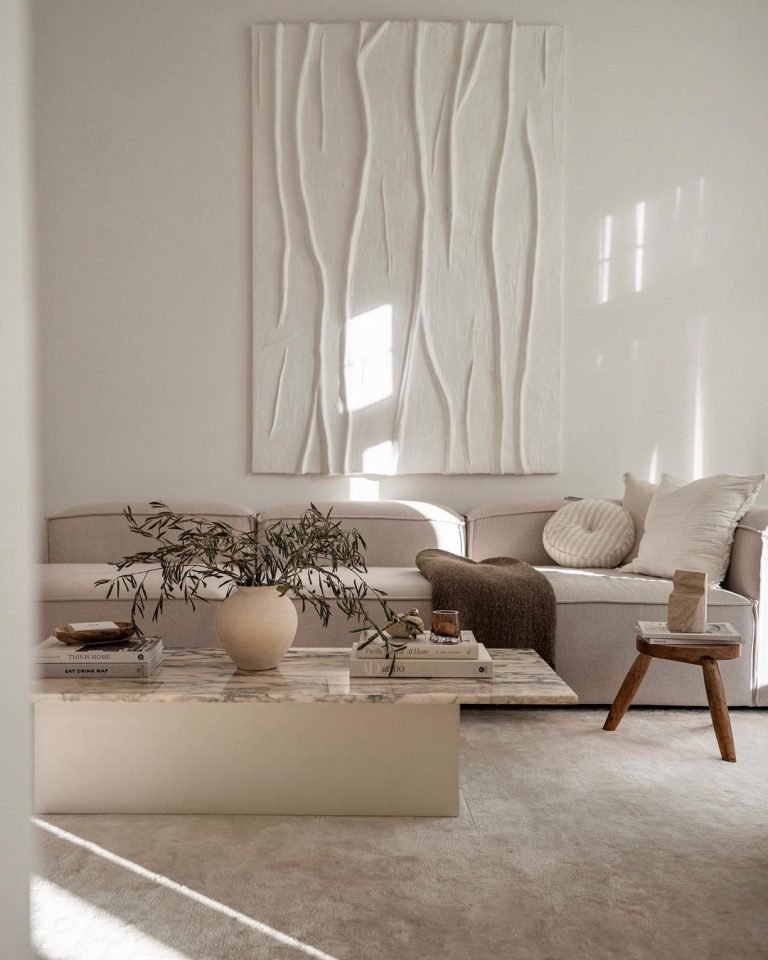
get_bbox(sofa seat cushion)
[39,564,231,602]
[39,564,433,604]
[38,564,433,651]
[540,567,752,608]
[307,566,432,602]
[41,563,751,611]
[538,567,755,707]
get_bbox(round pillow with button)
[543,499,635,568]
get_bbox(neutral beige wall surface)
[33,0,768,514]
[1,0,33,953]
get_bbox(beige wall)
[34,0,768,515]
[1,0,33,953]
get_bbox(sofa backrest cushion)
[47,503,254,563]
[466,501,567,564]
[258,501,465,567]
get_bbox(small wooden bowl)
[54,622,137,645]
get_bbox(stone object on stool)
[667,569,707,632]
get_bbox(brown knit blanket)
[415,549,556,664]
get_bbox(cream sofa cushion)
[47,503,254,563]
[259,501,464,567]
[622,474,657,562]
[466,501,565,564]
[543,500,634,568]
[542,567,755,707]
[623,473,765,584]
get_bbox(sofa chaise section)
[466,502,762,707]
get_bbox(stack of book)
[34,636,164,678]
[349,630,493,679]
[637,621,740,646]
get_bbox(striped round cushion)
[543,500,635,568]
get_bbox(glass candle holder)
[430,610,461,643]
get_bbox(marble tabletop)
[33,647,578,706]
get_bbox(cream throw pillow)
[623,473,765,584]
[621,472,685,562]
[543,499,635,568]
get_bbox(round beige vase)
[215,586,298,671]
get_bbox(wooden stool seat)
[603,636,740,762]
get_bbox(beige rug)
[33,708,768,960]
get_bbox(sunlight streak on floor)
[33,819,341,960]
[32,875,189,960]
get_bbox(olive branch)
[95,501,409,674]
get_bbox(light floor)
[34,708,768,960]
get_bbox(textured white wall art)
[251,20,563,475]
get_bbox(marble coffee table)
[34,647,577,817]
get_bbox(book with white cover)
[350,644,493,678]
[637,621,740,644]
[37,653,163,679]
[67,621,122,633]
[355,630,478,659]
[34,636,163,663]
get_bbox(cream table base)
[35,701,459,816]
[33,647,577,817]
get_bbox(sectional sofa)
[38,499,768,707]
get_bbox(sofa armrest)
[724,507,768,602]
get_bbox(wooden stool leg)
[603,654,652,731]
[701,658,736,762]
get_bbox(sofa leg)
[603,653,652,731]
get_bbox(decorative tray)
[53,622,137,645]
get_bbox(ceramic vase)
[215,586,298,671]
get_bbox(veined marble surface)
[33,648,578,705]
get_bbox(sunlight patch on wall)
[348,477,381,500]
[634,201,646,293]
[648,445,659,483]
[344,305,393,413]
[362,440,399,475]
[692,317,706,479]
[598,214,613,304]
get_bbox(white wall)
[1,0,33,954]
[34,0,768,515]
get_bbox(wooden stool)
[603,637,741,762]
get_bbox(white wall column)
[0,0,34,954]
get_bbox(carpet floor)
[33,708,768,960]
